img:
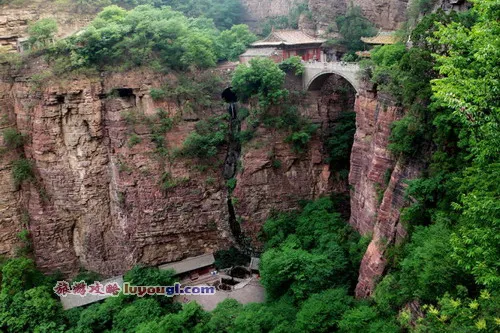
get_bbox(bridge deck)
[303,61,360,91]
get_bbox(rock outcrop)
[349,83,420,297]
[240,0,410,32]
[0,63,235,275]
[0,1,93,51]
[0,60,355,276]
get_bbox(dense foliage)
[27,18,58,50]
[71,0,244,29]
[232,58,288,107]
[335,5,376,52]
[0,198,373,333]
[360,1,499,330]
[179,114,229,159]
[46,5,255,72]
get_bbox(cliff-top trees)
[50,4,255,72]
[27,18,58,50]
[231,58,288,107]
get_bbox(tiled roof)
[159,253,215,275]
[252,30,326,47]
[361,31,398,45]
[240,47,279,57]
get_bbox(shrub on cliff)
[232,58,288,107]
[179,114,229,159]
[279,56,305,76]
[27,18,58,50]
[11,159,34,189]
[2,128,25,150]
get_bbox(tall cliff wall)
[349,83,421,297]
[0,63,233,275]
[0,1,93,51]
[1,55,420,296]
[0,60,350,277]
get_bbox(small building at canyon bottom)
[240,29,326,64]
[159,253,216,280]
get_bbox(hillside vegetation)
[0,0,498,332]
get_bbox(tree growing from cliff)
[335,5,376,52]
[231,58,288,107]
[28,18,58,50]
[215,24,257,62]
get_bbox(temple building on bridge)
[240,29,326,64]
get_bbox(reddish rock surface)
[349,85,421,297]
[0,65,234,276]
[0,59,422,298]
[241,0,410,31]
[0,61,357,277]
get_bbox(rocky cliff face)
[241,0,410,31]
[0,60,351,277]
[1,55,415,295]
[0,63,234,275]
[233,84,353,239]
[0,1,93,51]
[349,83,421,297]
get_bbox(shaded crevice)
[222,88,242,241]
[224,103,242,240]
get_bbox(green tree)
[338,304,399,333]
[336,5,376,52]
[231,299,297,333]
[399,223,470,303]
[295,288,352,332]
[414,289,500,332]
[0,258,65,332]
[136,301,208,333]
[202,298,242,332]
[232,58,288,107]
[429,0,500,289]
[28,18,58,49]
[260,237,339,302]
[113,298,163,331]
[216,24,257,61]
[278,56,305,76]
[179,31,217,68]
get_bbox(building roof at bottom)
[252,29,326,47]
[159,253,215,275]
[60,276,124,310]
[361,31,398,45]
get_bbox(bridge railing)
[303,61,359,71]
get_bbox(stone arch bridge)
[303,62,360,92]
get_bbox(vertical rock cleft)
[221,88,242,241]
